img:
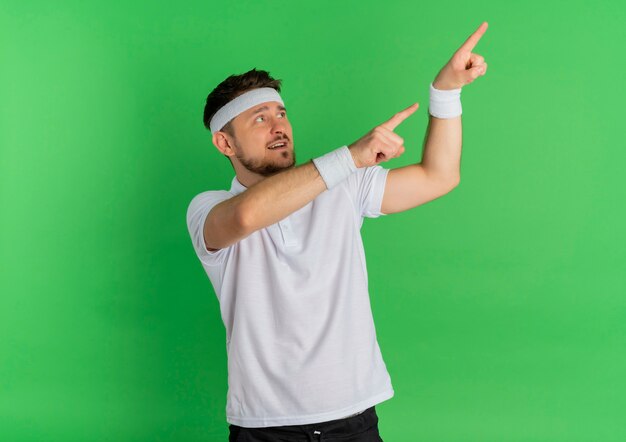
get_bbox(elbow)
[441,175,460,195]
[427,168,460,193]
[441,174,460,192]
[451,175,461,189]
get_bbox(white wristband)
[312,145,358,190]
[428,82,462,119]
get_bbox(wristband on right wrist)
[312,145,358,190]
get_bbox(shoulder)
[343,165,389,192]
[187,189,234,209]
[186,189,235,224]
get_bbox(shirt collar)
[229,175,247,195]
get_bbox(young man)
[187,23,488,442]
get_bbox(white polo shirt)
[186,163,394,428]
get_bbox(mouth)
[267,140,289,150]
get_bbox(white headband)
[209,87,285,134]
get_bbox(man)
[187,22,488,442]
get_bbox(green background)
[2,1,625,441]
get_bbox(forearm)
[420,113,462,184]
[238,160,329,232]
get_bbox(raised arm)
[380,21,489,215]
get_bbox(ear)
[212,131,236,158]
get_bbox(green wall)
[1,1,625,440]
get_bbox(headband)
[209,87,285,134]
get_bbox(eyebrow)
[251,104,287,115]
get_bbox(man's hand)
[433,21,489,90]
[348,102,419,168]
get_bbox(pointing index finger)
[380,102,419,131]
[458,21,488,54]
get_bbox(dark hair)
[203,68,282,140]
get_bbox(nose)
[270,116,289,135]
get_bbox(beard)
[233,138,296,177]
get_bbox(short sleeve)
[345,165,390,218]
[186,190,234,265]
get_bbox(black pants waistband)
[229,406,380,441]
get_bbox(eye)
[255,115,265,123]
